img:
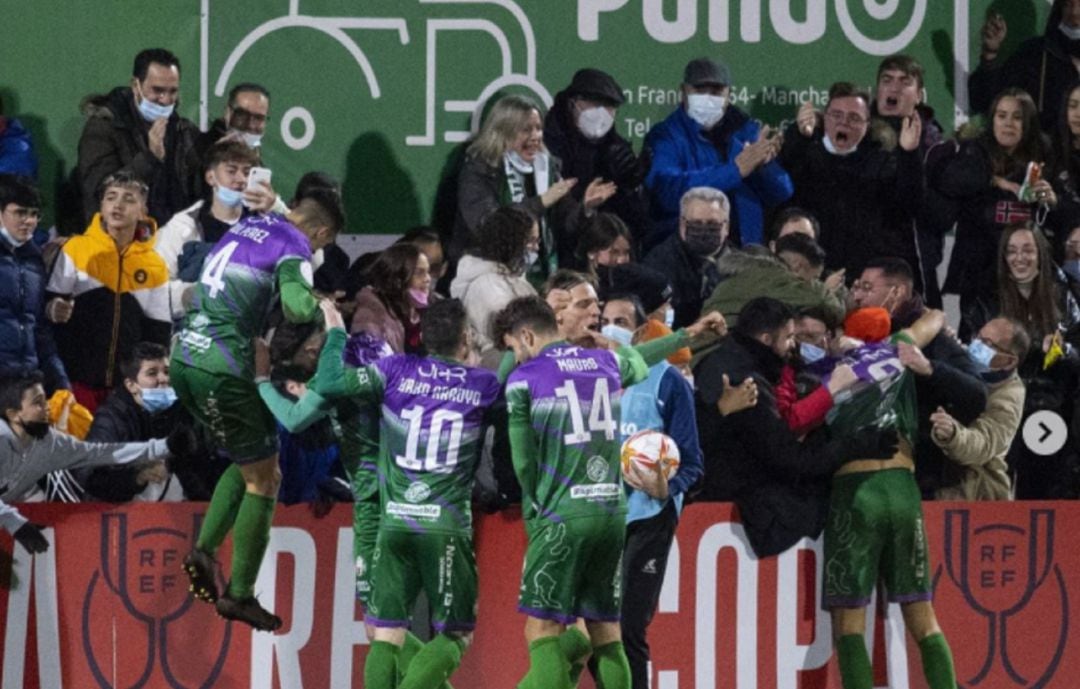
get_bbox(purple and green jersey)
[176,213,315,380]
[314,329,502,535]
[821,337,918,445]
[505,343,649,523]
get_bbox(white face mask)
[601,324,634,347]
[233,129,262,148]
[523,249,539,269]
[822,134,858,156]
[686,93,726,129]
[1061,21,1080,41]
[577,106,615,140]
[136,86,175,122]
[0,223,28,248]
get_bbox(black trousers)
[621,501,679,689]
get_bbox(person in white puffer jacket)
[450,207,539,358]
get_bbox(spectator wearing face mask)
[75,48,201,226]
[644,58,792,250]
[931,317,1030,501]
[574,212,635,275]
[351,243,432,354]
[544,68,651,244]
[76,342,208,502]
[781,82,925,287]
[195,83,271,162]
[450,207,539,359]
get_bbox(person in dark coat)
[693,297,897,558]
[780,81,925,288]
[75,48,201,226]
[851,257,989,497]
[544,68,651,244]
[969,0,1080,132]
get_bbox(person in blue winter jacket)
[0,96,39,178]
[644,57,792,250]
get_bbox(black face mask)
[684,228,724,257]
[980,368,1014,385]
[19,419,50,439]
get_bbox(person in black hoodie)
[544,68,651,246]
[970,0,1080,132]
[693,297,898,558]
[780,82,925,289]
[75,48,201,226]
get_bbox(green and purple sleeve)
[506,381,538,518]
[276,258,320,323]
[310,327,385,402]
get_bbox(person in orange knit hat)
[843,306,892,343]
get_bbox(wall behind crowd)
[0,0,1051,234]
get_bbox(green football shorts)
[823,468,932,608]
[518,516,625,624]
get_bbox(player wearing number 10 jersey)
[171,197,342,631]
[500,296,652,689]
[311,299,501,689]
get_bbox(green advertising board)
[0,0,1053,234]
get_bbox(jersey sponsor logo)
[586,455,608,482]
[570,483,620,499]
[404,480,432,503]
[417,363,467,384]
[178,330,213,352]
[387,501,442,519]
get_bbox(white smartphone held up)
[246,166,272,190]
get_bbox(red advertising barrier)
[0,501,1073,688]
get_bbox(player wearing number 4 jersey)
[311,299,501,689]
[500,295,670,689]
[171,196,342,631]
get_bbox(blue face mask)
[137,96,174,123]
[967,338,996,371]
[215,186,244,208]
[800,341,827,364]
[601,324,634,347]
[141,387,178,413]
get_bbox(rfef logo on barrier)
[937,509,1067,689]
[82,513,231,689]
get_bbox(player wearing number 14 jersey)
[171,197,342,631]
[499,296,652,689]
[311,299,501,689]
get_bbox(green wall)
[0,0,1051,232]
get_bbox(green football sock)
[399,633,455,689]
[559,627,592,686]
[918,633,957,689]
[592,641,631,689]
[226,491,276,599]
[365,640,400,689]
[518,636,571,689]
[195,464,246,554]
[399,634,465,689]
[836,634,873,689]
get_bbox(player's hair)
[467,94,545,167]
[827,82,871,110]
[0,370,44,422]
[421,299,469,357]
[767,206,820,242]
[291,190,345,236]
[542,268,596,299]
[270,320,323,367]
[877,54,924,90]
[863,256,914,286]
[291,171,341,206]
[227,82,271,107]
[204,140,260,172]
[97,170,148,203]
[774,232,826,269]
[493,296,559,343]
[118,342,169,385]
[602,292,647,328]
[576,213,633,267]
[734,297,795,339]
[476,206,535,273]
[132,48,180,81]
[0,174,42,211]
[368,243,424,324]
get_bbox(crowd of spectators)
[5,3,1080,526]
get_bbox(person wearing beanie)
[843,306,893,343]
[644,57,792,249]
[598,293,703,689]
[544,68,651,245]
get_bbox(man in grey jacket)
[0,371,185,553]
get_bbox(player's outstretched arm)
[898,309,945,349]
[258,383,332,433]
[309,322,384,403]
[277,258,321,323]
[614,345,650,387]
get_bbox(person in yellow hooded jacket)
[46,171,171,413]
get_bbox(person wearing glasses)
[644,57,792,251]
[643,186,730,328]
[780,81,924,287]
[196,82,271,157]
